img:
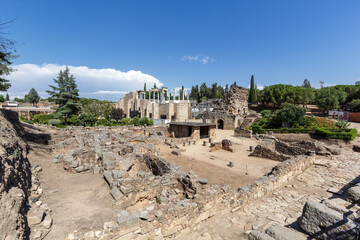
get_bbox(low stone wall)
[234,128,252,138]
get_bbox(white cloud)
[181,55,215,64]
[3,63,163,101]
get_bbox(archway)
[217,119,224,129]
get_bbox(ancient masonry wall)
[120,154,316,239]
[164,155,315,238]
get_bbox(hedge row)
[252,126,313,134]
[252,125,358,140]
[314,128,358,141]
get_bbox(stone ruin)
[194,86,251,130]
[1,107,359,239]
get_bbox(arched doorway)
[217,119,224,129]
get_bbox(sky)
[1,0,360,101]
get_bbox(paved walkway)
[177,152,360,239]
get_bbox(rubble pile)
[250,138,343,161]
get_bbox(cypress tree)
[5,93,9,101]
[249,75,256,103]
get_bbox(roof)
[169,122,216,127]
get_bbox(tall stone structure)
[116,87,192,122]
[193,86,249,130]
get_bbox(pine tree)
[211,83,218,99]
[249,75,256,103]
[302,79,311,88]
[5,93,9,101]
[47,67,80,122]
[0,51,13,91]
[27,88,40,106]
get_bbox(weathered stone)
[265,224,305,240]
[299,201,359,239]
[110,187,124,201]
[143,154,172,176]
[103,221,119,231]
[27,209,45,226]
[198,178,208,185]
[117,211,140,236]
[346,183,360,204]
[171,150,181,156]
[248,230,275,240]
[103,170,114,186]
[112,170,124,179]
[178,175,196,199]
[42,215,52,229]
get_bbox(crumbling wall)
[0,109,31,240]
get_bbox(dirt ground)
[25,125,120,240]
[158,130,279,189]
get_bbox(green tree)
[47,67,80,123]
[0,94,5,102]
[269,104,306,128]
[200,82,208,99]
[0,51,13,91]
[5,93,9,101]
[27,88,40,107]
[80,98,114,120]
[302,79,311,88]
[348,99,360,112]
[211,83,218,99]
[249,75,256,103]
[316,88,347,112]
[144,82,146,92]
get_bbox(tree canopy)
[27,88,40,106]
[47,67,80,121]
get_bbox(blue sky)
[1,0,360,101]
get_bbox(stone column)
[157,91,160,102]
[187,90,190,102]
[173,89,176,102]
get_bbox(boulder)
[346,183,360,204]
[178,175,197,199]
[265,224,305,240]
[299,201,359,239]
[248,230,275,240]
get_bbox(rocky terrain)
[0,109,31,240]
[0,109,359,240]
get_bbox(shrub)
[315,128,357,141]
[139,117,149,126]
[48,119,62,125]
[305,116,335,128]
[260,110,272,118]
[120,118,131,125]
[268,103,306,128]
[32,114,54,124]
[251,125,263,134]
[96,118,110,126]
[131,117,140,126]
[335,120,350,130]
[148,119,154,125]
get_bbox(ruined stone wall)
[0,110,32,240]
[234,128,252,138]
[175,102,191,121]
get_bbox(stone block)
[248,230,275,240]
[110,187,124,201]
[265,224,305,240]
[299,201,359,239]
[346,183,360,204]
